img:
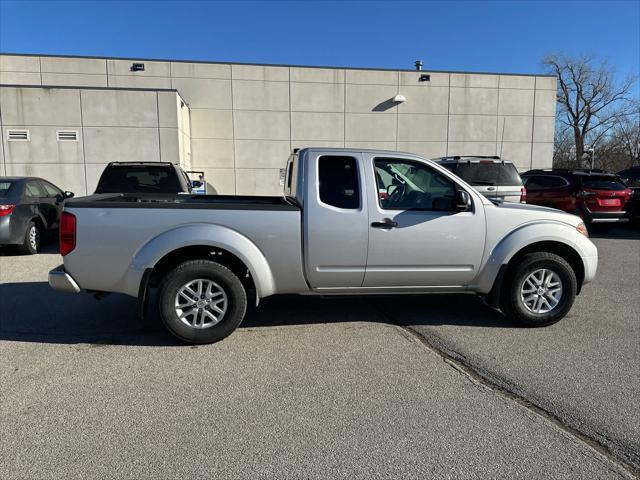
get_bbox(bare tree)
[543,53,637,168]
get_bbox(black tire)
[17,221,40,255]
[500,252,577,327]
[158,260,247,344]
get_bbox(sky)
[0,0,638,78]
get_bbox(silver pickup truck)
[49,148,598,344]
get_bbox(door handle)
[371,218,398,229]
[487,187,496,191]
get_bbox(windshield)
[454,162,523,187]
[96,166,182,193]
[581,177,628,191]
[0,181,14,196]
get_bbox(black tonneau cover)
[66,193,300,211]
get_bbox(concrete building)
[0,53,557,196]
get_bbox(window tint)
[0,181,13,196]
[524,175,552,190]
[454,162,523,187]
[619,171,640,188]
[581,177,628,191]
[24,181,45,197]
[318,156,360,209]
[96,166,182,193]
[374,158,456,211]
[550,177,569,188]
[40,181,62,197]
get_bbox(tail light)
[0,204,16,217]
[520,186,527,203]
[59,211,76,256]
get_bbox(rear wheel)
[18,221,40,255]
[500,252,577,327]
[158,260,247,344]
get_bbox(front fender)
[474,221,582,294]
[122,223,276,299]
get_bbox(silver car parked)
[435,156,525,203]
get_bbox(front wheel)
[158,260,247,344]
[18,221,41,255]
[500,252,577,327]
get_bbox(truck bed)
[66,193,300,211]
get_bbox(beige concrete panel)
[290,67,344,83]
[498,142,532,169]
[533,116,555,143]
[234,140,290,169]
[106,59,170,76]
[233,110,289,140]
[107,75,172,89]
[447,142,498,157]
[157,91,179,128]
[171,78,232,109]
[232,80,289,111]
[531,142,554,169]
[449,115,497,142]
[40,57,106,74]
[7,162,87,195]
[397,114,448,142]
[191,139,234,169]
[83,127,160,163]
[534,90,557,116]
[181,132,192,168]
[346,84,399,113]
[499,75,535,89]
[450,73,499,88]
[396,142,447,159]
[291,112,344,141]
[345,69,397,85]
[1,87,81,125]
[290,82,344,112]
[0,72,41,85]
[498,89,534,116]
[345,114,397,142]
[232,65,289,82]
[178,97,191,135]
[400,71,449,87]
[2,125,84,164]
[41,73,107,87]
[292,140,345,150]
[497,116,533,142]
[190,109,233,139]
[345,141,398,151]
[200,168,236,194]
[0,55,40,72]
[536,77,557,90]
[235,168,282,196]
[81,89,158,127]
[170,62,230,79]
[159,127,180,162]
[84,163,108,193]
[449,87,498,115]
[397,86,449,114]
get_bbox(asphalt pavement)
[0,231,638,479]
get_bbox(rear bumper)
[582,210,630,224]
[49,265,81,293]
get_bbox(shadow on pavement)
[0,280,512,346]
[0,239,60,256]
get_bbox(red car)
[521,169,634,225]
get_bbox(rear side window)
[318,156,360,209]
[0,181,13,196]
[581,177,628,191]
[96,166,182,193]
[523,175,552,189]
[40,181,62,197]
[454,162,522,187]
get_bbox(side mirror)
[191,180,203,188]
[456,190,472,211]
[64,191,74,199]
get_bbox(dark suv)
[95,162,200,194]
[521,169,634,224]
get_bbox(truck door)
[363,153,485,287]
[303,152,369,288]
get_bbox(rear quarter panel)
[63,207,306,297]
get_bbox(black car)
[0,177,74,254]
[618,166,640,223]
[95,162,201,194]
